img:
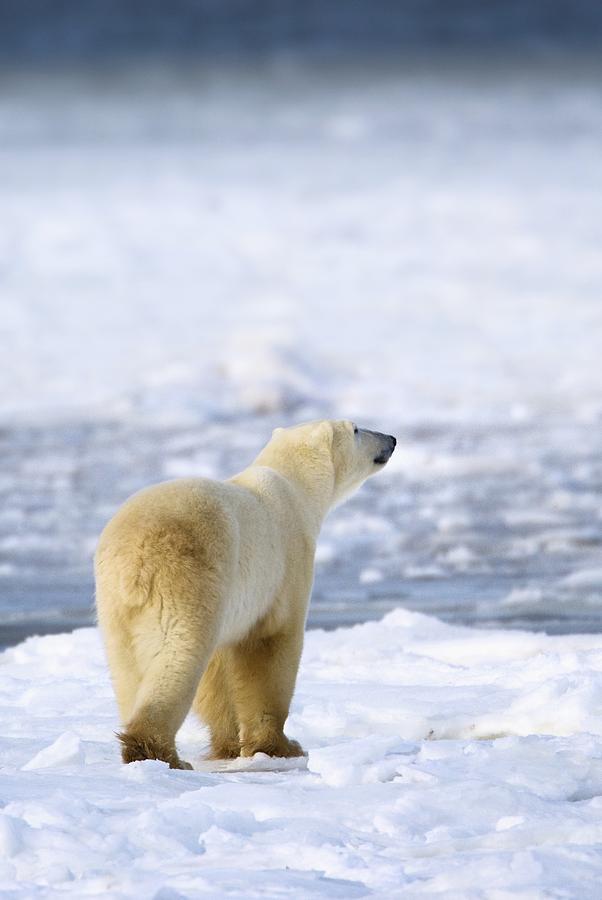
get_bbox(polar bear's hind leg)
[118,600,221,769]
[97,518,227,768]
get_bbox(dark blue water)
[3,0,602,64]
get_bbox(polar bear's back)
[95,475,292,642]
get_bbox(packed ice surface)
[2,60,602,635]
[2,610,602,897]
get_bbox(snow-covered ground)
[2,59,602,636]
[3,610,602,897]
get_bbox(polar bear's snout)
[364,430,397,465]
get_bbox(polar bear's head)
[328,420,397,505]
[257,419,396,508]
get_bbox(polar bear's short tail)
[96,522,206,609]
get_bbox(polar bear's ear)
[272,427,284,437]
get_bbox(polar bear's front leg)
[229,625,305,758]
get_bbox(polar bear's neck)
[235,457,335,534]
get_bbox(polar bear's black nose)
[373,433,397,465]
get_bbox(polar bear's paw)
[240,732,305,759]
[207,739,242,761]
[117,731,192,770]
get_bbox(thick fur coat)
[95,419,396,768]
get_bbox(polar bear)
[95,420,396,768]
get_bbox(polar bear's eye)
[353,425,359,435]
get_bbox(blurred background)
[2,0,602,647]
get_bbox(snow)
[3,609,602,896]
